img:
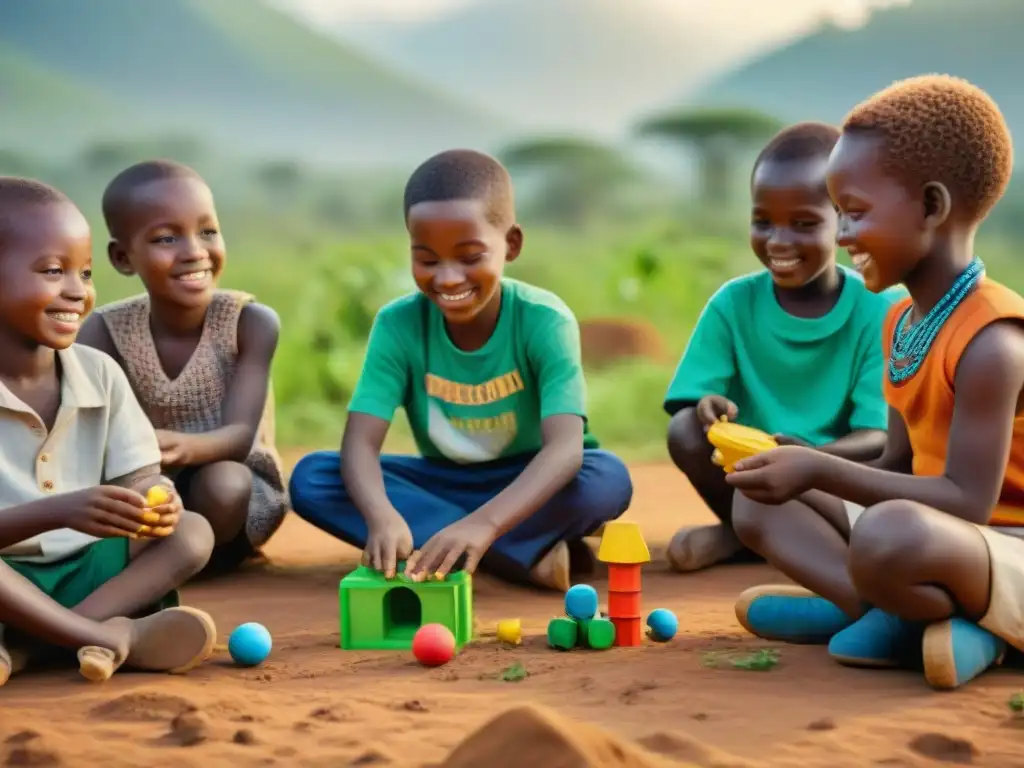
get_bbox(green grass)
[81,201,1024,462]
[80,206,1024,462]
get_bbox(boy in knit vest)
[78,161,288,575]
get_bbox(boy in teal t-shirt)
[664,122,898,573]
[289,150,632,591]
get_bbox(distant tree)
[499,136,639,227]
[77,136,205,177]
[635,107,782,206]
[255,160,303,207]
[78,141,136,176]
[153,135,205,166]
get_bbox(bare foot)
[0,643,11,687]
[77,607,217,683]
[0,642,29,687]
[530,541,571,592]
[666,524,744,573]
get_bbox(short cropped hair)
[403,149,515,228]
[0,177,74,250]
[751,122,841,186]
[102,159,205,239]
[843,74,1013,223]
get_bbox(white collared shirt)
[0,344,161,563]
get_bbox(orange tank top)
[883,277,1024,526]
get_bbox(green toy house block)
[338,565,473,651]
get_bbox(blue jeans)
[289,449,633,585]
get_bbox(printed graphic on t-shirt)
[425,369,522,462]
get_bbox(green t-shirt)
[349,278,597,463]
[663,266,902,445]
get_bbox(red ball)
[412,623,456,667]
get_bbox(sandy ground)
[3,463,1024,767]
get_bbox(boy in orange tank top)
[720,74,1024,690]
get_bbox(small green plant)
[500,662,529,682]
[1008,692,1024,714]
[701,647,780,672]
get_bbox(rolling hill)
[0,0,509,167]
[317,0,736,136]
[689,0,1023,139]
[0,42,130,158]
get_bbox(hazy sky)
[277,0,909,35]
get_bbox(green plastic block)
[338,564,473,651]
[547,616,579,650]
[579,617,615,650]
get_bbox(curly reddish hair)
[843,74,1014,223]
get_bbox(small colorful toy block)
[547,584,617,651]
[496,618,522,645]
[338,563,473,650]
[597,520,651,647]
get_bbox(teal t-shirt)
[349,278,597,463]
[663,266,902,445]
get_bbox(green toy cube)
[547,616,578,650]
[579,617,615,650]
[338,565,473,650]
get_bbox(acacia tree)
[499,136,638,227]
[635,107,782,206]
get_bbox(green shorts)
[2,538,178,613]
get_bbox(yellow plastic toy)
[496,618,522,645]
[707,418,777,473]
[141,485,173,537]
[146,485,171,507]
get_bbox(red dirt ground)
[3,462,1024,767]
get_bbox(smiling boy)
[664,123,897,573]
[78,160,288,575]
[727,75,1024,690]
[289,149,633,590]
[0,177,216,685]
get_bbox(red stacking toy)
[596,521,651,647]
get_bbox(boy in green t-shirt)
[289,150,632,591]
[664,122,899,574]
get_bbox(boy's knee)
[731,494,767,550]
[288,451,341,518]
[193,461,252,513]
[168,511,216,576]
[667,408,709,471]
[848,500,926,587]
[570,451,633,519]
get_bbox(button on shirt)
[0,345,161,563]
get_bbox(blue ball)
[564,584,599,621]
[228,622,273,666]
[646,609,678,642]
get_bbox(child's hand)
[140,480,183,538]
[155,430,194,468]
[696,395,739,427]
[404,517,497,581]
[364,513,414,579]
[62,486,152,539]
[725,446,825,504]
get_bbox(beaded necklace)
[888,258,984,384]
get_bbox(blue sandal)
[735,585,852,644]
